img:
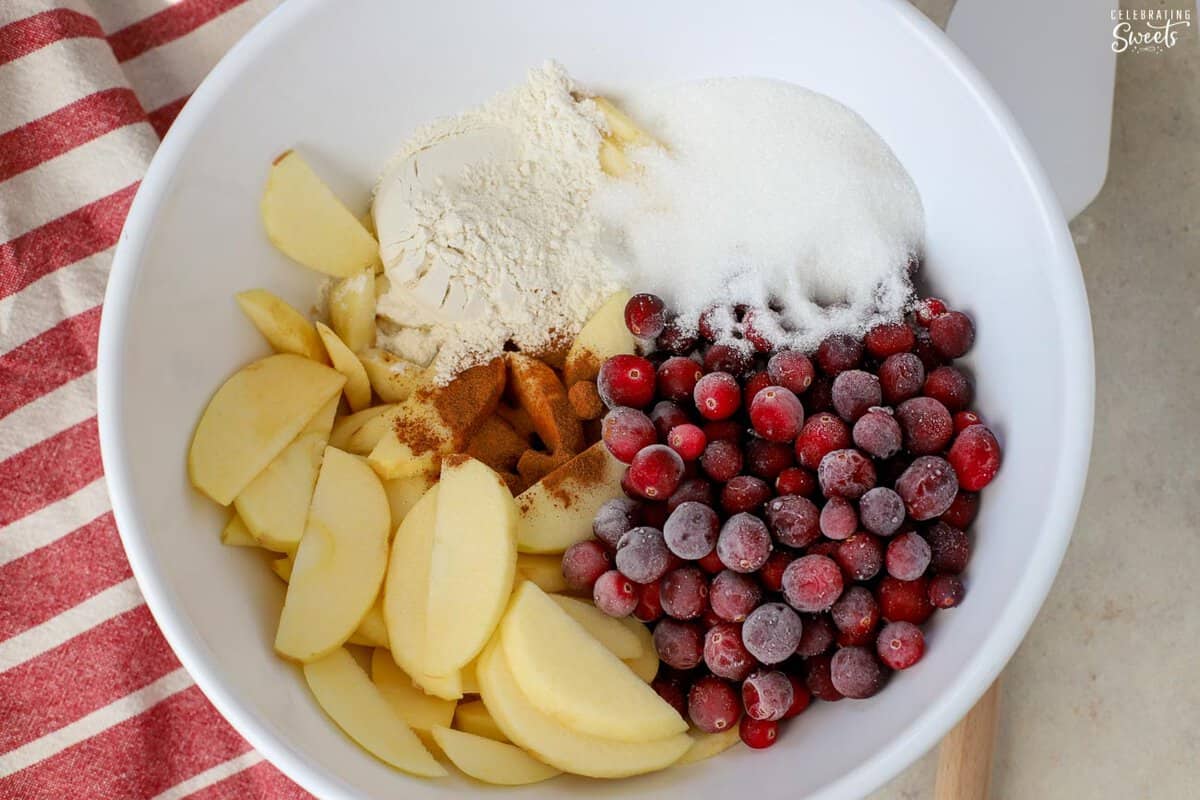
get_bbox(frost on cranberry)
[765,494,821,548]
[667,478,715,512]
[660,565,709,620]
[858,486,906,537]
[657,319,698,356]
[831,370,882,422]
[865,322,916,358]
[601,407,657,463]
[688,675,742,733]
[653,618,704,670]
[767,350,815,395]
[749,386,805,442]
[853,408,902,459]
[650,400,690,440]
[876,620,925,670]
[592,497,640,550]
[626,444,684,500]
[662,501,719,560]
[877,575,934,624]
[704,622,756,680]
[741,308,781,353]
[879,352,925,405]
[709,570,762,622]
[896,396,953,455]
[742,670,794,721]
[703,342,754,377]
[741,603,803,665]
[698,304,735,341]
[720,475,772,515]
[561,540,612,591]
[929,310,975,358]
[745,439,795,480]
[782,554,844,613]
[739,716,779,749]
[624,293,667,339]
[597,354,656,409]
[831,585,880,646]
[667,423,707,461]
[716,513,772,573]
[818,448,876,499]
[593,570,639,617]
[694,372,742,420]
[924,521,970,574]
[819,496,858,540]
[929,573,965,608]
[795,412,850,470]
[835,533,884,582]
[885,531,932,581]
[895,456,959,520]
[948,424,1002,491]
[914,297,947,327]
[924,366,973,413]
[830,646,885,699]
[795,613,835,657]
[815,333,864,375]
[614,526,671,584]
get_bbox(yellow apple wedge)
[305,394,340,439]
[270,555,294,582]
[501,582,686,742]
[315,322,371,411]
[370,649,456,734]
[347,600,389,649]
[460,657,481,695]
[476,639,691,778]
[345,408,396,455]
[599,138,634,178]
[548,595,643,660]
[454,700,507,742]
[515,443,626,553]
[423,456,518,676]
[676,728,742,766]
[329,268,376,353]
[515,554,569,594]
[235,289,326,362]
[563,291,635,386]
[382,474,434,532]
[359,349,432,403]
[234,431,324,553]
[592,96,655,148]
[329,404,395,450]
[275,447,389,662]
[302,648,445,777]
[219,515,258,547]
[261,150,380,278]
[619,616,659,683]
[188,354,344,505]
[431,726,560,786]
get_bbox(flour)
[372,62,623,382]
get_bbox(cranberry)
[929,310,975,358]
[924,366,973,413]
[895,397,953,455]
[948,424,1001,491]
[742,670,794,721]
[597,354,656,408]
[831,586,880,646]
[652,674,688,717]
[876,620,925,669]
[657,319,699,356]
[654,618,704,669]
[694,372,741,420]
[649,400,690,440]
[855,487,903,537]
[912,327,945,371]
[704,622,756,681]
[703,419,743,443]
[775,467,816,497]
[697,550,725,574]
[804,653,843,702]
[835,533,884,582]
[795,412,851,470]
[660,566,709,620]
[701,605,724,629]
[700,439,743,482]
[759,550,795,593]
[878,352,926,405]
[689,676,743,733]
[666,424,707,461]
[885,531,932,581]
[819,496,858,540]
[816,334,864,375]
[741,308,779,353]
[703,343,753,376]
[698,305,734,341]
[667,478,715,512]
[741,602,803,665]
[765,494,821,548]
[795,613,835,657]
[806,539,840,559]
[593,570,639,617]
[896,456,959,520]
[626,445,685,500]
[929,573,965,608]
[767,350,816,395]
[592,497,640,550]
[924,521,970,573]
[739,716,779,749]
[614,527,671,584]
[782,554,844,612]
[831,370,882,423]
[662,502,719,560]
[745,439,795,480]
[656,357,703,403]
[601,407,657,462]
[742,370,774,408]
[830,646,884,699]
[561,540,612,591]
[806,374,835,413]
[853,408,903,459]
[865,322,916,358]
[716,513,772,573]
[940,490,980,530]
[708,570,762,623]
[783,674,812,718]
[818,449,876,499]
[877,575,934,624]
[913,297,947,327]
[720,475,772,515]
[749,386,805,442]
[640,502,670,529]
[953,410,984,433]
[624,293,667,338]
[634,579,664,623]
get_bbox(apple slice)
[563,291,634,386]
[505,353,582,455]
[501,582,686,742]
[382,474,434,533]
[548,595,643,660]
[619,615,659,683]
[189,354,344,505]
[348,600,389,649]
[270,555,293,582]
[432,726,560,786]
[275,447,389,662]
[303,648,445,777]
[476,639,691,778]
[515,554,568,594]
[234,431,324,553]
[676,728,742,766]
[220,515,258,547]
[234,289,326,362]
[460,657,481,695]
[261,150,380,278]
[515,443,625,553]
[592,96,655,148]
[454,699,507,742]
[423,456,518,676]
[359,348,432,403]
[329,404,395,450]
[314,322,371,412]
[370,649,456,734]
[329,268,376,353]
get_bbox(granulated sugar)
[594,78,924,351]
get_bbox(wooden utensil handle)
[934,680,1000,800]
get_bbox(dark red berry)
[765,494,821,548]
[948,425,1002,491]
[831,585,880,646]
[688,676,742,732]
[749,386,805,442]
[818,449,876,499]
[652,674,688,716]
[741,309,779,353]
[694,372,741,420]
[700,439,743,483]
[741,602,803,665]
[816,334,864,375]
[806,374,835,413]
[940,490,979,530]
[857,487,904,537]
[896,397,953,455]
[877,576,934,624]
[742,370,773,408]
[924,366,973,413]
[831,370,882,422]
[775,467,816,497]
[819,496,858,540]
[928,573,965,608]
[896,456,959,520]
[704,622,755,680]
[720,475,772,515]
[804,653,843,702]
[615,527,671,584]
[597,354,656,408]
[592,497,640,549]
[703,343,753,376]
[640,502,670,529]
[767,350,815,395]
[709,570,762,622]
[602,407,657,463]
[878,352,925,405]
[697,549,725,574]
[625,293,667,339]
[634,579,664,623]
[626,445,685,501]
[745,439,795,481]
[654,618,704,669]
[795,412,850,470]
[717,513,772,573]
[666,423,707,461]
[929,311,975,358]
[885,531,932,581]
[830,646,884,699]
[783,674,812,718]
[593,570,639,617]
[663,501,720,560]
[657,356,703,403]
[913,297,947,327]
[912,327,945,371]
[953,410,984,433]
[876,620,924,669]
[742,670,794,721]
[782,554,844,612]
[649,400,690,440]
[759,550,795,592]
[702,419,743,443]
[660,566,709,620]
[666,478,715,513]
[924,521,970,573]
[853,407,903,459]
[739,716,779,749]
[657,319,699,356]
[561,539,612,591]
[865,322,916,358]
[795,613,835,657]
[698,305,734,341]
[835,533,884,582]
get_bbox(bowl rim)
[96,0,1095,797]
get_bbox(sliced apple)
[329,404,395,450]
[454,699,507,742]
[383,474,434,532]
[275,447,389,662]
[220,515,258,547]
[592,96,655,148]
[476,639,691,778]
[270,555,294,582]
[432,726,560,786]
[676,728,742,766]
[563,291,634,386]
[370,649,456,733]
[548,595,643,660]
[460,657,481,695]
[302,648,445,777]
[515,554,569,594]
[234,289,325,362]
[234,431,325,553]
[315,322,371,411]
[348,599,389,649]
[599,138,633,178]
[189,354,344,505]
[359,348,432,403]
[505,353,582,455]
[619,615,659,683]
[305,395,340,439]
[424,456,517,676]
[329,268,376,353]
[501,582,685,742]
[261,150,380,278]
[515,442,625,553]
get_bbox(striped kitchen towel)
[0,2,316,797]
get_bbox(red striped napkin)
[0,2,315,797]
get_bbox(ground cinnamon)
[467,416,529,472]
[392,358,506,455]
[567,380,604,420]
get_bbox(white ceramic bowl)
[97,1,1094,797]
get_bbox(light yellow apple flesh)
[382,474,434,533]
[234,431,324,553]
[676,728,742,766]
[515,442,626,553]
[515,554,569,594]
[347,600,389,649]
[619,615,660,683]
[432,726,560,786]
[219,515,258,547]
[563,291,635,386]
[329,268,376,353]
[548,594,643,660]
[234,289,326,362]
[358,348,432,403]
[315,322,371,411]
[370,649,456,733]
[454,699,508,742]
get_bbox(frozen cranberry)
[819,496,858,540]
[640,502,670,529]
[865,322,916,358]
[741,308,779,353]
[912,327,945,371]
[716,513,772,573]
[592,497,640,550]
[914,297,947,327]
[663,501,719,560]
[654,618,704,669]
[749,386,805,442]
[929,573,965,608]
[896,456,959,520]
[795,613,835,657]
[929,310,975,358]
[697,549,725,574]
[700,439,743,482]
[660,566,709,621]
[878,352,925,405]
[816,334,864,375]
[601,407,657,463]
[830,646,884,699]
[776,467,816,497]
[948,425,1002,491]
[940,490,979,530]
[624,293,667,338]
[667,478,715,512]
[924,366,973,413]
[877,575,934,624]
[831,586,880,646]
[741,603,803,665]
[704,622,756,680]
[876,620,925,670]
[701,605,723,629]
[694,372,742,420]
[597,354,656,408]
[795,412,851,469]
[767,350,815,395]
[703,419,743,443]
[593,570,639,617]
[742,370,773,409]
[720,476,772,515]
[652,674,688,717]
[853,408,903,459]
[739,716,779,749]
[634,579,664,622]
[765,494,821,548]
[896,397,953,455]
[649,400,690,440]
[856,487,904,537]
[835,533,884,582]
[806,374,835,413]
[666,424,706,462]
[953,410,984,433]
[924,521,970,573]
[657,318,698,356]
[742,670,794,721]
[782,554,844,612]
[627,445,685,501]
[561,540,612,591]
[831,370,882,423]
[689,676,742,733]
[656,356,702,403]
[885,531,932,581]
[703,343,753,377]
[615,527,671,583]
[759,550,795,592]
[745,439,795,480]
[818,449,876,499]
[806,539,840,559]
[783,674,813,718]
[804,653,843,702]
[709,570,762,622]
[698,305,733,341]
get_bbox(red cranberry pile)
[561,294,1002,750]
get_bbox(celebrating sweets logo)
[1111,8,1192,53]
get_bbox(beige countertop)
[872,1,1200,797]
